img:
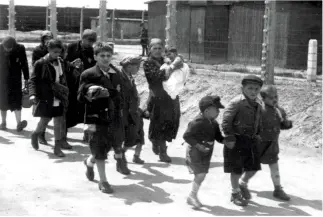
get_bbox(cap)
[2,36,16,49]
[199,95,224,113]
[82,29,97,42]
[41,30,53,38]
[120,55,142,67]
[241,75,263,87]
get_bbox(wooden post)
[99,0,107,42]
[120,29,123,40]
[261,0,276,85]
[8,0,15,37]
[45,3,49,30]
[165,0,177,48]
[80,6,84,39]
[112,9,115,42]
[49,0,57,39]
[307,39,318,82]
[141,10,145,23]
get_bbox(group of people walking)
[0,26,293,210]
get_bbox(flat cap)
[199,95,224,113]
[120,55,142,67]
[241,75,263,87]
[82,29,97,42]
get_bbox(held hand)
[196,143,210,153]
[224,141,235,149]
[29,95,37,104]
[72,58,82,68]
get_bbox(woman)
[29,39,70,157]
[143,38,181,163]
[0,36,29,132]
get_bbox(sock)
[239,178,248,187]
[232,188,241,194]
[189,181,200,197]
[269,163,281,189]
[86,156,95,167]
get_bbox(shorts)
[124,116,145,148]
[88,125,113,160]
[223,135,261,174]
[259,140,279,164]
[186,145,213,175]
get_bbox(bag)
[22,87,32,108]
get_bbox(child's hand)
[224,140,235,149]
[196,143,210,153]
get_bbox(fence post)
[121,29,123,41]
[8,0,15,37]
[99,0,107,42]
[80,6,84,39]
[112,9,115,42]
[165,0,177,48]
[261,0,276,85]
[141,10,145,23]
[307,39,318,82]
[45,3,49,30]
[49,0,57,39]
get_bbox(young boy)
[222,75,263,206]
[78,42,126,193]
[259,85,292,201]
[183,95,225,209]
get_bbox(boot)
[231,192,248,206]
[38,132,48,145]
[99,181,114,194]
[54,140,65,157]
[159,143,171,163]
[31,131,39,150]
[16,120,27,132]
[133,155,145,164]
[116,158,130,175]
[152,144,160,155]
[239,184,251,200]
[61,137,73,150]
[273,186,291,201]
[0,122,7,130]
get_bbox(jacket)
[66,40,96,70]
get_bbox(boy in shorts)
[183,95,224,209]
[259,85,292,201]
[222,75,263,206]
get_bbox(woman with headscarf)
[143,38,181,163]
[0,36,29,131]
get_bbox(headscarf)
[2,36,16,50]
[120,55,142,67]
[148,38,163,57]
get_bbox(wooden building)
[146,0,322,70]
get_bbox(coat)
[29,55,68,117]
[140,28,149,45]
[143,56,180,142]
[0,43,29,111]
[66,40,96,71]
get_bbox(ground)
[0,44,322,216]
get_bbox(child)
[160,46,190,100]
[259,85,292,201]
[183,95,224,209]
[222,75,263,206]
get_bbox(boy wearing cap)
[183,95,224,209]
[78,42,127,193]
[222,75,263,206]
[119,55,146,165]
[259,85,292,201]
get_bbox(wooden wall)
[147,1,167,41]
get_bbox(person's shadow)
[169,156,224,169]
[0,136,13,145]
[111,163,191,205]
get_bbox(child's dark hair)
[165,46,177,54]
[47,39,64,50]
[260,85,277,99]
[93,42,113,55]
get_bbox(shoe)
[38,132,48,145]
[239,184,251,200]
[31,132,39,150]
[116,158,131,175]
[159,146,171,163]
[16,120,27,132]
[99,181,114,194]
[54,141,65,157]
[83,159,94,181]
[61,139,73,150]
[231,192,248,206]
[187,195,203,209]
[152,144,160,155]
[273,187,291,201]
[133,155,145,164]
[0,122,7,130]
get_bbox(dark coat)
[78,64,124,128]
[0,43,29,111]
[29,56,68,117]
[32,44,48,66]
[143,56,180,142]
[140,28,148,45]
[66,40,96,70]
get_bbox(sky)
[0,0,149,10]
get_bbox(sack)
[22,88,32,108]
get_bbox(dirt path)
[0,109,321,216]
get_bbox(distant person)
[183,95,224,209]
[139,22,148,56]
[259,85,293,201]
[66,29,97,142]
[0,36,29,132]
[29,39,70,157]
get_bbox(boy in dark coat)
[0,36,29,132]
[79,43,128,193]
[259,85,292,201]
[119,55,146,165]
[222,75,263,206]
[29,39,69,157]
[183,95,224,209]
